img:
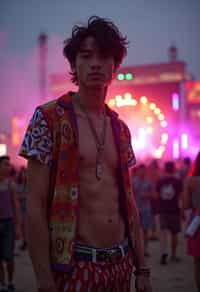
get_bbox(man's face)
[74,36,115,88]
[0,159,10,177]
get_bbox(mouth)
[88,73,104,78]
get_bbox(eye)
[81,53,91,59]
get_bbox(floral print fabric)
[19,108,53,166]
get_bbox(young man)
[0,156,19,292]
[156,161,183,265]
[19,16,152,292]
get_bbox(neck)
[78,85,107,115]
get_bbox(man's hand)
[135,275,153,292]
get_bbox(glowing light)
[108,99,116,107]
[149,103,156,110]
[161,133,168,144]
[0,144,7,156]
[173,139,180,158]
[124,93,132,100]
[115,95,122,102]
[172,93,179,111]
[115,95,123,107]
[159,145,165,152]
[117,73,124,81]
[114,94,138,107]
[147,127,153,134]
[12,117,21,146]
[154,108,161,115]
[161,121,167,128]
[154,148,164,158]
[140,96,148,104]
[107,95,169,157]
[131,99,138,106]
[125,73,133,80]
[181,133,188,149]
[138,128,146,149]
[158,114,165,120]
[146,116,153,124]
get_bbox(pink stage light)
[154,108,161,115]
[149,103,156,110]
[108,98,116,107]
[181,133,188,149]
[140,96,148,104]
[173,139,180,158]
[172,93,179,111]
[0,144,7,156]
[161,120,167,127]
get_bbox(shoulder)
[39,92,74,116]
[38,92,74,127]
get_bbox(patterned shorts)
[53,250,134,292]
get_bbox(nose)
[90,55,102,70]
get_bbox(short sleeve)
[19,108,53,166]
[124,123,136,168]
[127,141,136,168]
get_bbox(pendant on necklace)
[96,162,103,180]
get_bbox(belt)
[73,238,129,263]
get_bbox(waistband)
[73,238,129,263]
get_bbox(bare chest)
[77,115,118,170]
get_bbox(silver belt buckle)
[107,249,118,262]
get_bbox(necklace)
[75,94,107,180]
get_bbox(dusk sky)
[0,0,200,132]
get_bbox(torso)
[0,179,13,219]
[73,101,126,248]
[187,176,200,210]
[157,176,182,214]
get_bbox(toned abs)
[74,103,126,247]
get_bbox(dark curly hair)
[63,16,129,84]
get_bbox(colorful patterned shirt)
[19,92,137,272]
[20,108,135,168]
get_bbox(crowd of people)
[130,153,200,291]
[0,153,200,291]
[0,159,27,292]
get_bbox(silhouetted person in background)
[177,156,191,181]
[147,159,161,241]
[16,167,28,251]
[0,156,20,292]
[184,151,200,292]
[156,161,183,265]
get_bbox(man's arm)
[26,158,57,292]
[131,200,145,268]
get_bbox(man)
[0,156,20,292]
[19,16,152,292]
[156,161,183,265]
[131,164,154,257]
[147,159,161,241]
[177,157,191,181]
